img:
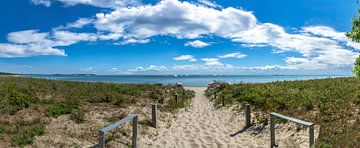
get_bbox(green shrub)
[213,77,360,147]
[64,96,80,111]
[47,103,65,118]
[71,108,86,124]
[9,91,33,108]
[11,124,45,146]
[114,95,136,107]
[47,96,80,118]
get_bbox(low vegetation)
[0,77,194,146]
[0,119,45,147]
[206,77,360,147]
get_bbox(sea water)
[26,75,348,87]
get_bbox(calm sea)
[25,75,349,87]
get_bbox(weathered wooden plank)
[152,104,157,128]
[270,112,315,148]
[99,130,105,148]
[100,114,137,133]
[309,124,314,148]
[245,104,251,128]
[98,114,138,148]
[132,115,138,148]
[271,112,313,126]
[270,114,275,148]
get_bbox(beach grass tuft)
[0,76,194,146]
[206,77,360,147]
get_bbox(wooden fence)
[98,114,138,148]
[270,112,315,148]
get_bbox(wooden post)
[152,104,157,128]
[98,114,138,148]
[182,89,185,98]
[99,130,105,148]
[270,114,275,148]
[222,94,225,106]
[245,104,251,128]
[309,124,314,148]
[175,94,178,103]
[132,116,138,148]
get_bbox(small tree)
[347,3,360,77]
[354,55,360,77]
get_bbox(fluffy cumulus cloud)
[0,30,65,57]
[13,0,360,72]
[219,52,247,59]
[173,55,197,62]
[201,58,223,66]
[231,23,359,70]
[88,0,358,71]
[0,29,98,57]
[185,40,210,48]
[93,0,257,39]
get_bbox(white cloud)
[66,18,94,28]
[173,55,197,62]
[201,58,223,66]
[0,43,65,58]
[302,26,360,50]
[8,30,49,44]
[231,23,359,70]
[93,0,257,39]
[30,0,140,8]
[185,40,210,48]
[219,52,247,59]
[124,64,303,74]
[97,33,122,41]
[30,0,51,7]
[80,67,94,72]
[9,0,360,73]
[108,67,122,72]
[127,65,169,73]
[118,38,150,45]
[0,29,99,57]
[0,30,65,57]
[197,0,222,9]
[285,57,310,64]
[53,30,97,46]
[242,65,295,70]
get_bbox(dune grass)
[206,77,360,147]
[0,77,194,146]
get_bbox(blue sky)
[0,0,359,75]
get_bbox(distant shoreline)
[19,74,352,87]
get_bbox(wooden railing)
[270,112,315,148]
[98,114,138,148]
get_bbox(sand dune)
[32,87,318,147]
[138,87,318,148]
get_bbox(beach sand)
[138,87,319,148]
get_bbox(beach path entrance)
[138,87,270,147]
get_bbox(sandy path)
[138,87,319,148]
[139,87,267,148]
